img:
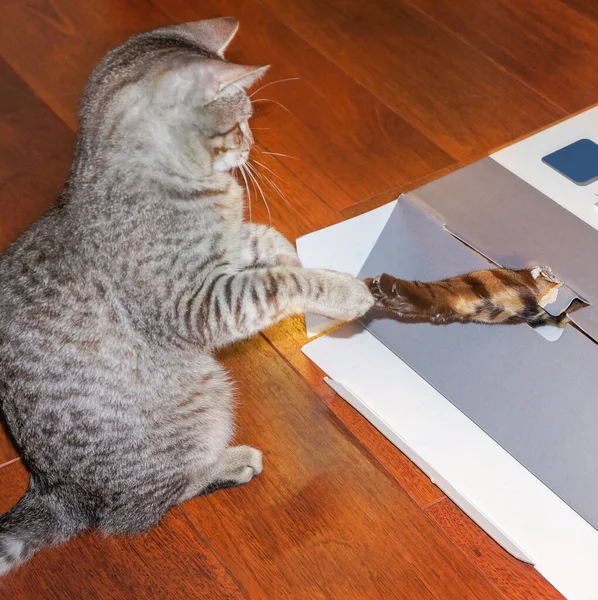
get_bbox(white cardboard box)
[298,107,598,600]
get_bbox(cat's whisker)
[251,98,294,116]
[250,160,293,213]
[262,173,293,212]
[245,163,259,206]
[246,162,272,226]
[251,159,286,184]
[238,165,253,222]
[250,76,299,98]
[261,151,300,161]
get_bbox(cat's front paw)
[310,271,375,321]
[365,273,399,308]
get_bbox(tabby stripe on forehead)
[211,124,240,139]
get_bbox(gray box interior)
[358,160,598,531]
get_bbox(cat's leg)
[189,266,374,347]
[365,271,566,326]
[179,446,263,502]
[237,223,300,268]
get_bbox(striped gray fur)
[0,18,374,575]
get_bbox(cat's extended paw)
[309,271,375,321]
[365,273,399,308]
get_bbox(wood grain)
[0,0,169,130]
[406,0,598,113]
[559,0,598,22]
[260,0,566,161]
[0,58,74,253]
[427,499,566,600]
[0,461,247,600]
[262,316,338,401]
[325,394,444,508]
[185,336,502,600]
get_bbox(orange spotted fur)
[365,268,569,327]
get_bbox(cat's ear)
[214,63,270,95]
[159,59,269,106]
[176,18,240,58]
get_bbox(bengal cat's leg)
[179,446,263,502]
[188,267,374,347]
[365,269,565,327]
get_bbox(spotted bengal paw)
[365,273,401,308]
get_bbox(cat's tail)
[0,479,85,576]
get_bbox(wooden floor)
[0,0,593,597]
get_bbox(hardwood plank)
[0,58,74,253]
[406,0,598,114]
[0,461,28,514]
[0,461,247,600]
[0,57,76,466]
[260,0,566,161]
[427,498,565,600]
[262,317,444,508]
[0,0,170,130]
[183,336,503,600]
[560,0,598,22]
[326,394,444,508]
[262,316,338,401]
[0,0,454,213]
[237,152,341,241]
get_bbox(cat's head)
[78,18,268,179]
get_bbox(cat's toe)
[365,274,394,307]
[377,273,398,295]
[364,276,381,294]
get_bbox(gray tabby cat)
[0,18,374,575]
